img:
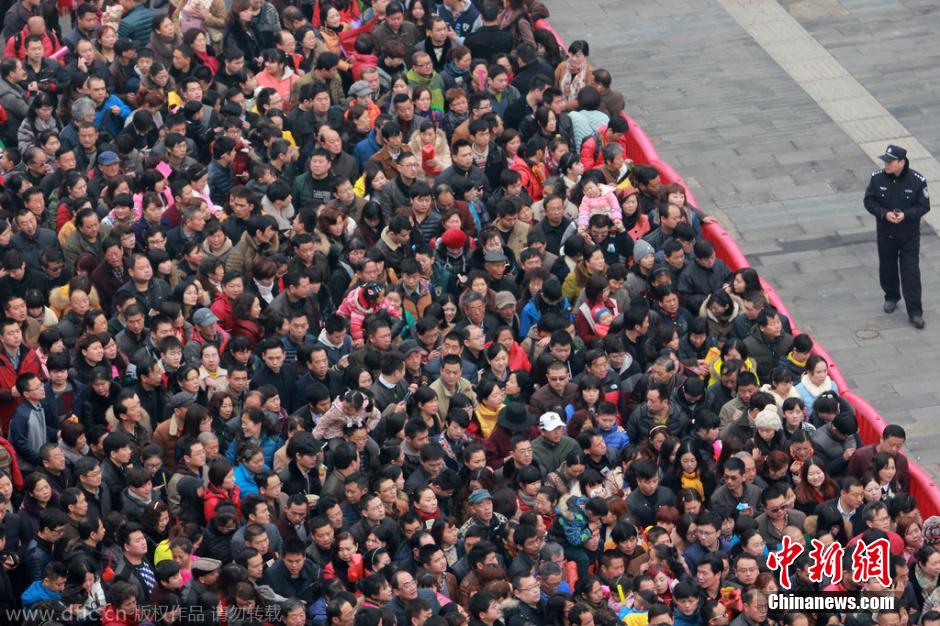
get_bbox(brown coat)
[369,145,413,181]
[153,415,183,470]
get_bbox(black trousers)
[878,232,923,316]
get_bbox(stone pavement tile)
[825,343,900,362]
[773,181,837,201]
[875,393,940,411]
[824,97,892,123]
[796,254,864,272]
[847,383,899,400]
[834,265,879,282]
[772,271,842,289]
[737,240,784,255]
[749,248,821,264]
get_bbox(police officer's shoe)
[884,300,898,314]
[911,315,925,329]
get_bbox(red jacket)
[485,340,531,372]
[323,553,364,584]
[210,292,235,334]
[0,436,23,490]
[3,27,60,60]
[187,324,231,356]
[204,483,241,523]
[579,120,630,170]
[0,346,42,434]
[232,318,263,350]
[339,16,377,56]
[508,155,541,201]
[507,341,531,372]
[349,52,378,81]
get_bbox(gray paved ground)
[545,0,940,478]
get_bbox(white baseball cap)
[539,412,565,431]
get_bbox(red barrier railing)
[623,114,658,166]
[616,114,940,516]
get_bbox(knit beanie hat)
[924,516,940,545]
[754,406,782,431]
[633,239,655,262]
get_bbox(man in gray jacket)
[0,58,30,148]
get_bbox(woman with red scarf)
[184,29,220,75]
[413,485,441,528]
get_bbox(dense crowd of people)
[0,0,930,624]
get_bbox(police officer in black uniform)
[864,144,930,329]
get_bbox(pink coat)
[335,287,401,342]
[254,68,298,110]
[578,190,622,226]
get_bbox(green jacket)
[406,69,446,112]
[532,434,580,474]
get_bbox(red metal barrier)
[623,114,658,166]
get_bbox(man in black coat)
[504,73,549,132]
[261,537,322,605]
[507,573,545,626]
[250,338,294,411]
[278,433,324,500]
[464,2,513,64]
[677,240,732,314]
[511,43,555,95]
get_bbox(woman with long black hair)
[18,92,61,153]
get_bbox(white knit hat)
[754,406,782,431]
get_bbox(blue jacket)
[519,297,572,338]
[93,94,132,137]
[21,580,61,607]
[436,0,481,40]
[117,3,155,48]
[675,610,703,626]
[226,434,282,468]
[354,130,381,169]
[795,379,839,418]
[597,424,630,453]
[315,332,352,367]
[208,160,235,206]
[23,538,53,582]
[234,462,267,496]
[9,397,57,471]
[555,495,591,547]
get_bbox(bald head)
[26,16,45,34]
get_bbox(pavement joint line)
[718,0,940,233]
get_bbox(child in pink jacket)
[578,179,623,230]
